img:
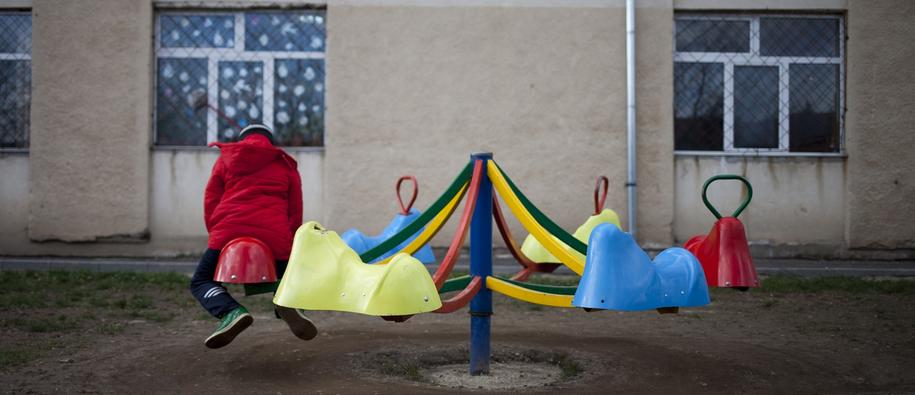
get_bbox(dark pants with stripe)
[189,248,288,318]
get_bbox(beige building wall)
[324,1,675,248]
[148,150,324,256]
[28,0,152,242]
[0,150,322,256]
[2,0,914,258]
[845,0,915,249]
[0,155,29,250]
[674,157,846,249]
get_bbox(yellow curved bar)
[486,276,574,308]
[374,182,468,265]
[486,162,586,274]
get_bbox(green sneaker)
[275,305,318,341]
[204,306,253,349]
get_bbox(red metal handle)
[593,176,609,215]
[395,176,419,215]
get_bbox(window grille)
[674,13,845,154]
[0,11,31,149]
[154,7,325,147]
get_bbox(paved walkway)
[2,254,915,277]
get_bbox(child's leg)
[272,259,289,318]
[189,249,242,318]
[275,259,288,279]
[272,258,317,340]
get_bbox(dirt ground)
[1,273,915,394]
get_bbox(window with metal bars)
[154,7,326,147]
[0,11,31,149]
[673,13,845,154]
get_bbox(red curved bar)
[377,162,482,323]
[430,160,484,289]
[434,276,483,314]
[492,194,562,278]
[509,267,533,281]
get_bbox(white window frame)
[673,13,845,157]
[153,8,326,147]
[0,9,31,152]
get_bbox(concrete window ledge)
[152,146,325,153]
[674,150,847,158]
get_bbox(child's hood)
[208,134,297,175]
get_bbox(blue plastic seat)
[573,223,710,311]
[341,208,437,264]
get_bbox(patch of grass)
[126,294,153,309]
[0,270,201,371]
[0,293,47,309]
[129,310,175,323]
[762,275,915,294]
[557,356,582,380]
[98,322,126,335]
[379,359,426,382]
[0,344,43,369]
[0,271,189,310]
[2,315,77,333]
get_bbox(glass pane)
[274,59,324,146]
[245,11,325,52]
[159,14,235,48]
[760,17,839,57]
[675,62,724,150]
[790,64,839,152]
[217,61,263,141]
[0,60,30,148]
[156,58,208,146]
[675,19,749,53]
[0,14,31,54]
[734,66,779,149]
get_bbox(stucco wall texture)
[324,2,675,247]
[845,0,915,249]
[1,150,323,256]
[2,0,915,258]
[28,0,152,242]
[674,157,846,246]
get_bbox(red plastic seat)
[685,217,759,288]
[685,174,759,289]
[214,237,277,284]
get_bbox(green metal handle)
[701,174,753,219]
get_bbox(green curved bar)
[360,162,473,263]
[701,174,753,219]
[440,275,473,293]
[494,276,579,295]
[493,163,589,255]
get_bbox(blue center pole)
[469,152,493,375]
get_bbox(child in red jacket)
[190,124,316,349]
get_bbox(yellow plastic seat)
[520,209,622,264]
[273,221,442,316]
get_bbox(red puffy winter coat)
[204,134,303,259]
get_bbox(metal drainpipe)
[626,0,638,239]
